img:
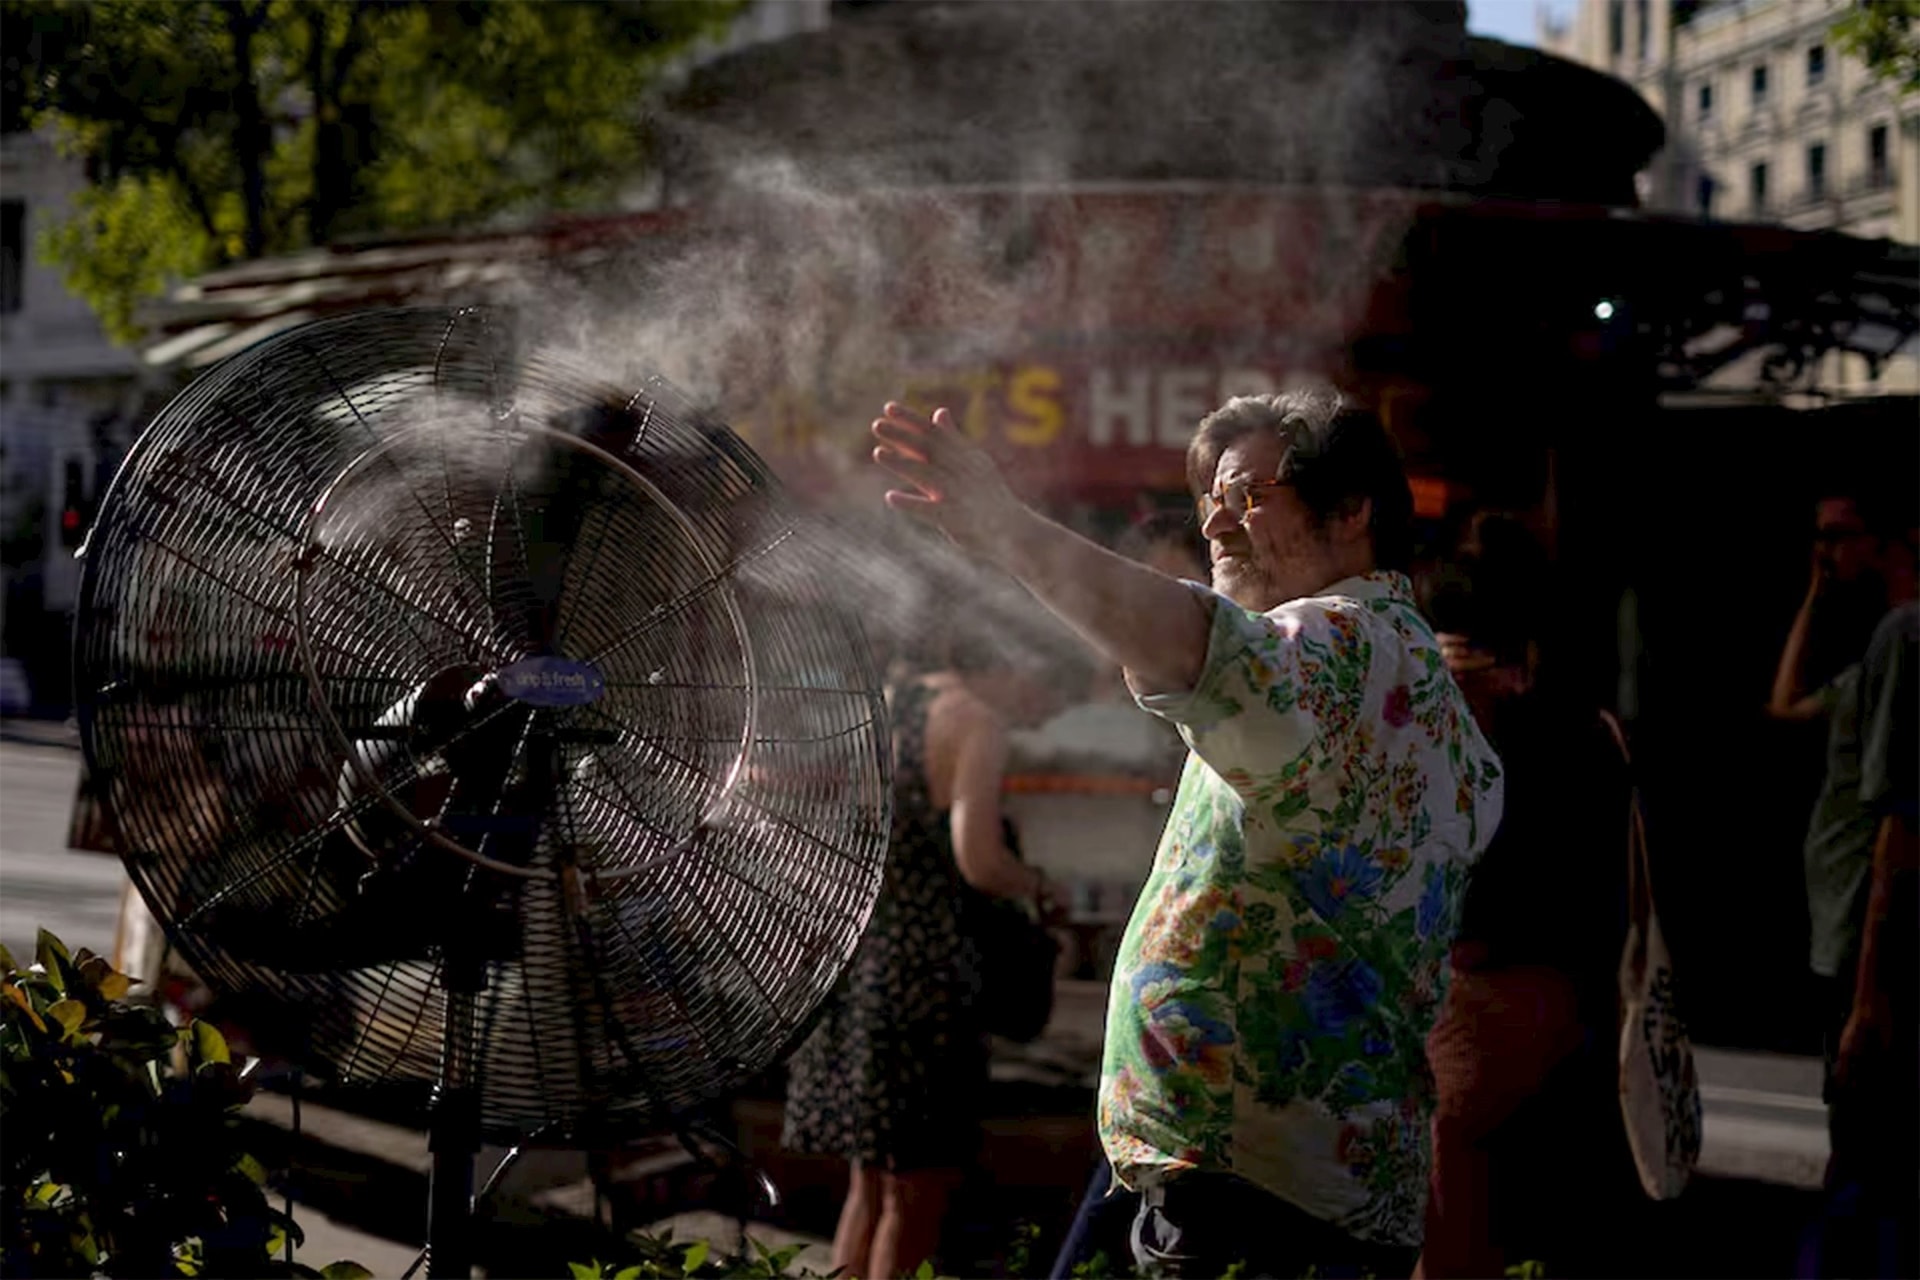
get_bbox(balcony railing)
[1845,169,1896,197]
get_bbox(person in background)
[1768,491,1902,724]
[1412,513,1642,1278]
[1795,501,1919,1279]
[872,386,1502,1278]
[781,627,1058,1280]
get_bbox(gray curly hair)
[1184,382,1415,572]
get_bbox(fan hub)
[494,655,607,707]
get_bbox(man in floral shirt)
[872,387,1502,1277]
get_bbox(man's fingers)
[871,417,932,461]
[881,400,934,430]
[876,401,967,465]
[873,446,939,496]
[882,489,942,522]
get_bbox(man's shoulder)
[1870,600,1919,647]
[1863,601,1919,680]
[1278,573,1420,625]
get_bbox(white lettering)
[1158,368,1213,447]
[1087,368,1153,446]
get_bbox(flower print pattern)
[1105,571,1504,1248]
[1296,844,1385,921]
[1416,865,1449,940]
[1303,956,1385,1035]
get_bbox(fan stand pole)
[427,971,483,1278]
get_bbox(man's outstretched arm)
[871,401,1211,695]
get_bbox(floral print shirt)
[1099,571,1504,1246]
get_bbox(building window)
[0,201,22,316]
[1636,0,1650,59]
[1751,63,1768,105]
[1697,172,1717,217]
[1808,142,1826,199]
[1807,44,1826,87]
[1609,0,1625,56]
[1870,124,1890,187]
[1698,81,1714,120]
[0,204,23,318]
[1750,161,1768,213]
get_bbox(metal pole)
[426,982,480,1277]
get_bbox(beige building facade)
[1544,0,1918,392]
[1543,0,1918,243]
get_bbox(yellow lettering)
[1004,366,1064,447]
[961,370,1001,441]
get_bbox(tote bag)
[1602,711,1703,1201]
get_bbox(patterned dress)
[1100,571,1505,1247]
[782,678,986,1169]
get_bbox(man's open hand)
[871,402,1027,559]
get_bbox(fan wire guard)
[74,307,891,1145]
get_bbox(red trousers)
[1417,961,1587,1279]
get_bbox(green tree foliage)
[1,0,745,342]
[1832,0,1920,93]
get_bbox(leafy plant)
[1068,1248,1117,1279]
[0,928,367,1278]
[1004,1219,1042,1276]
[571,1228,840,1280]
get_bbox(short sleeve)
[1133,581,1333,788]
[1858,606,1918,823]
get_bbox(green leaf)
[680,1241,709,1274]
[569,1263,602,1280]
[35,929,72,992]
[47,998,86,1035]
[190,1019,231,1066]
[79,954,132,1002]
[0,943,16,974]
[912,1261,935,1280]
[236,1152,270,1186]
[1070,1251,1113,1279]
[3,983,47,1033]
[616,1266,645,1280]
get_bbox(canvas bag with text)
[1603,710,1703,1201]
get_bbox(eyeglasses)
[1198,476,1290,525]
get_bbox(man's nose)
[1199,503,1239,540]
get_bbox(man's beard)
[1212,550,1282,611]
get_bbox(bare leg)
[833,1162,881,1280]
[870,1168,959,1280]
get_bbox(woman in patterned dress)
[782,652,1056,1280]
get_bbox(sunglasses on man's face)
[1198,476,1291,525]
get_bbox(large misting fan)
[72,307,892,1273]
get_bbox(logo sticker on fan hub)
[498,657,607,707]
